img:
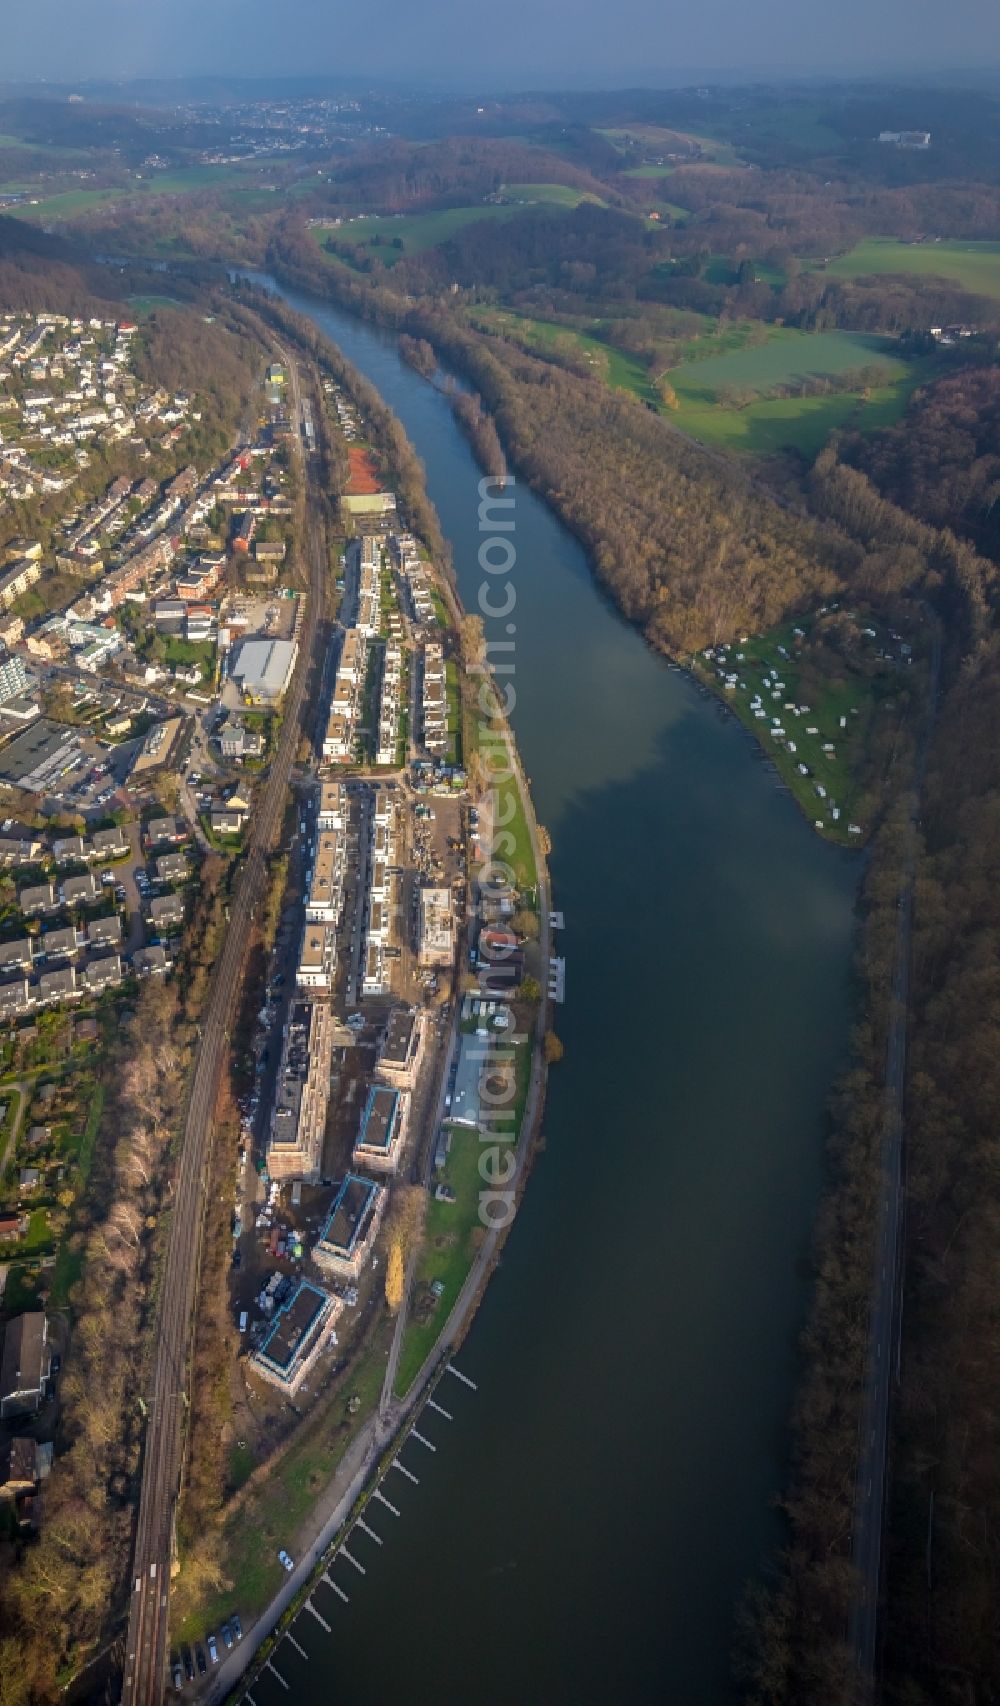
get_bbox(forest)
[846,366,1000,564]
[739,393,1000,1702]
[411,311,849,652]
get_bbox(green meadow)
[599,124,742,166]
[665,326,919,455]
[316,183,602,266]
[14,187,125,220]
[471,309,919,457]
[821,238,1000,300]
[9,160,297,224]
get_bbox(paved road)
[121,345,328,1706]
[850,618,941,1699]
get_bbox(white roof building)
[230,637,298,704]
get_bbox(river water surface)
[247,278,858,1705]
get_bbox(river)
[245,276,859,1705]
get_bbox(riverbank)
[215,274,859,1706]
[259,259,928,852]
[167,299,554,1700]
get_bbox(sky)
[3,0,1000,88]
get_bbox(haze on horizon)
[4,0,1000,90]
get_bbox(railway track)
[122,347,327,1706]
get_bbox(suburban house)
[148,893,184,930]
[0,1312,51,1419]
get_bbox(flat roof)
[309,832,342,903]
[451,1031,489,1128]
[380,1008,416,1069]
[317,1174,381,1258]
[232,636,296,697]
[255,1282,331,1376]
[356,1084,400,1155]
[298,924,335,970]
[0,719,80,790]
[319,780,345,819]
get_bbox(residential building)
[422,640,448,755]
[148,893,184,931]
[91,826,127,860]
[0,824,45,867]
[220,719,264,761]
[39,926,79,960]
[38,965,77,1005]
[322,628,366,761]
[210,807,245,838]
[84,953,122,992]
[52,834,87,864]
[145,816,185,847]
[19,883,55,916]
[352,1083,408,1175]
[0,979,29,1019]
[134,945,168,977]
[305,830,344,923]
[296,923,337,991]
[87,916,122,950]
[268,1000,333,1183]
[317,780,345,830]
[417,886,454,967]
[376,1007,424,1089]
[1,1437,40,1497]
[154,853,187,884]
[0,939,33,972]
[0,653,31,706]
[61,873,98,907]
[312,1174,386,1281]
[0,557,42,610]
[250,1281,339,1396]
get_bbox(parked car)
[182,1649,194,1682]
[278,1549,294,1572]
[207,1634,218,1665]
[195,1646,207,1676]
[221,1621,234,1651]
[231,1614,243,1642]
[172,1662,183,1692]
